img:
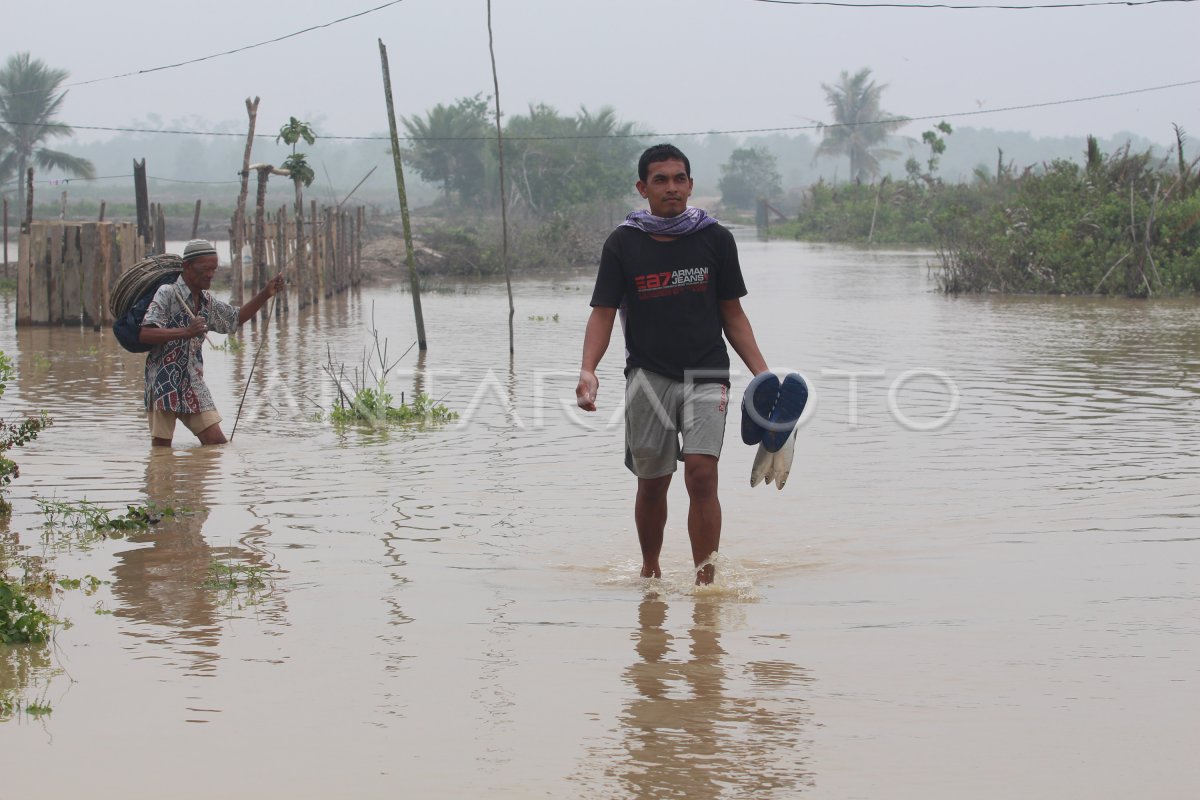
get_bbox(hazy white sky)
[4,0,1198,148]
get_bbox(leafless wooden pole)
[277,203,289,317]
[155,204,166,254]
[2,197,8,277]
[311,198,319,305]
[133,159,150,249]
[378,39,427,350]
[292,177,307,310]
[487,0,515,353]
[191,199,202,238]
[324,206,334,298]
[98,201,106,221]
[252,164,273,325]
[24,168,34,231]
[59,190,67,220]
[233,97,260,307]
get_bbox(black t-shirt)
[590,224,747,383]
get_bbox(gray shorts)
[624,368,729,478]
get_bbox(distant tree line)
[400,95,644,217]
[6,50,1195,296]
[778,128,1200,296]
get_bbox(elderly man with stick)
[139,238,282,447]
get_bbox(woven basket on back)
[108,253,183,319]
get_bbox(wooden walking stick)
[173,284,217,349]
[229,292,277,442]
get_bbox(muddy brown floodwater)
[1,237,1197,799]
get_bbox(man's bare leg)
[151,437,173,448]
[635,474,671,578]
[196,423,228,446]
[683,454,721,584]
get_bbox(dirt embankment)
[360,211,609,282]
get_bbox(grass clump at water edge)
[0,578,56,644]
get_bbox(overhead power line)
[749,0,1193,7]
[0,173,242,189]
[0,0,1188,104]
[2,76,1198,143]
[0,0,409,100]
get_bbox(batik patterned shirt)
[142,276,240,413]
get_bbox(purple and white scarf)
[620,206,718,236]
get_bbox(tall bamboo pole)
[2,197,7,278]
[487,0,515,353]
[191,199,202,238]
[378,39,427,350]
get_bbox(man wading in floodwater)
[140,239,282,447]
[576,144,769,584]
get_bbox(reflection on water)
[576,596,812,799]
[112,448,283,680]
[0,641,55,723]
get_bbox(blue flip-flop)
[741,371,781,446]
[762,372,808,453]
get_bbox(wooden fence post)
[60,224,82,324]
[47,223,64,324]
[16,228,31,325]
[155,204,166,255]
[253,166,270,324]
[277,204,289,317]
[324,206,334,298]
[134,159,151,250]
[311,199,320,305]
[191,199,202,238]
[81,222,100,329]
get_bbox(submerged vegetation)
[0,351,52,516]
[328,388,457,426]
[36,498,181,535]
[0,579,55,644]
[322,312,458,427]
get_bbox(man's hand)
[184,316,208,339]
[576,370,599,411]
[265,273,284,297]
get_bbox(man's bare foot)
[695,563,715,585]
[640,563,661,579]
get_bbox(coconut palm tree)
[815,68,905,183]
[0,53,95,216]
[402,95,489,207]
